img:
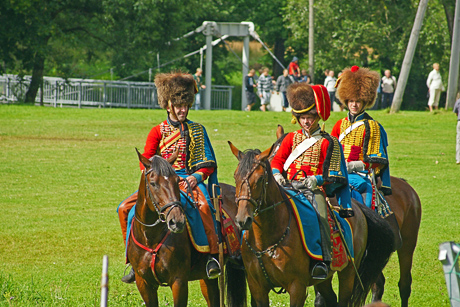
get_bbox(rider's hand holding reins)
[186,175,198,189]
[346,161,365,173]
[274,172,286,186]
[303,176,317,190]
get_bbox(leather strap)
[283,134,322,171]
[338,121,365,142]
[130,226,170,286]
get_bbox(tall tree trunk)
[442,0,455,42]
[272,38,285,78]
[391,0,429,113]
[25,52,45,104]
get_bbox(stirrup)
[206,257,222,279]
[311,262,328,280]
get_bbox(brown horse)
[127,151,246,307]
[228,142,395,307]
[273,125,422,307]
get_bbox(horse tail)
[350,203,395,307]
[225,261,247,307]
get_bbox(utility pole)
[390,0,429,113]
[446,0,460,109]
[309,0,315,83]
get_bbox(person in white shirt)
[381,70,397,109]
[324,70,337,111]
[426,63,445,112]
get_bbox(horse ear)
[276,125,285,139]
[258,144,274,162]
[136,148,151,169]
[228,141,242,160]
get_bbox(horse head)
[136,149,186,233]
[228,141,273,230]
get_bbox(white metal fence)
[0,75,234,110]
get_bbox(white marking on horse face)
[164,176,169,180]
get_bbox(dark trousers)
[381,92,394,109]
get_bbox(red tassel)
[351,66,359,73]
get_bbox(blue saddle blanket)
[125,183,216,255]
[284,189,354,260]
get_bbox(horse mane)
[149,155,176,177]
[235,149,262,178]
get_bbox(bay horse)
[228,141,395,307]
[273,125,422,307]
[127,150,246,307]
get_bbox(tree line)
[0,0,456,110]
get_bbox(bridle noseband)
[135,167,184,228]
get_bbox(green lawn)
[0,105,458,306]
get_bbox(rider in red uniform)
[118,72,221,283]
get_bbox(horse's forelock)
[236,149,262,179]
[149,156,176,177]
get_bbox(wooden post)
[212,184,225,307]
[446,0,460,109]
[390,0,429,113]
[100,255,108,307]
[309,0,315,83]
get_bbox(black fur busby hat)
[154,72,198,109]
[335,66,380,109]
[288,83,330,123]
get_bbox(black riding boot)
[121,267,136,284]
[206,254,221,279]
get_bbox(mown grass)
[0,105,458,306]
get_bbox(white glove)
[273,173,287,186]
[303,176,318,190]
[347,161,365,173]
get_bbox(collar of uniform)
[347,111,373,123]
[303,126,321,138]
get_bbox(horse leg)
[314,278,337,307]
[398,245,416,307]
[135,276,159,307]
[287,280,308,307]
[199,279,219,307]
[337,266,356,307]
[247,277,270,307]
[171,279,188,307]
[371,273,385,302]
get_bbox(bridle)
[235,158,287,216]
[235,160,269,217]
[134,167,184,228]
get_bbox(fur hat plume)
[155,72,198,109]
[335,66,380,109]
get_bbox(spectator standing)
[299,69,311,84]
[244,69,258,111]
[258,68,273,112]
[453,93,460,165]
[380,70,397,109]
[193,68,206,110]
[426,63,445,112]
[324,70,337,111]
[288,57,301,81]
[276,69,295,111]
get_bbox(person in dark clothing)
[244,69,258,111]
[276,69,294,111]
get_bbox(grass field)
[0,105,459,306]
